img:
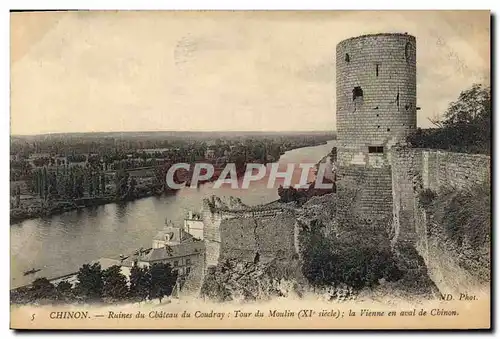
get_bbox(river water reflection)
[10,140,336,288]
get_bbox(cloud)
[10,11,490,134]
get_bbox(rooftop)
[142,239,205,263]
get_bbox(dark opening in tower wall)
[368,146,384,154]
[345,53,350,62]
[352,86,363,101]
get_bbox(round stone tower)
[336,33,417,168]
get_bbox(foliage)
[114,169,130,199]
[431,182,490,250]
[199,266,232,302]
[407,84,490,154]
[11,261,182,305]
[102,265,129,302]
[56,280,74,302]
[418,189,437,209]
[149,263,178,303]
[30,278,58,301]
[299,220,401,291]
[278,185,304,203]
[128,265,151,302]
[75,263,103,302]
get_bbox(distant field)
[11,130,336,140]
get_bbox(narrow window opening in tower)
[387,128,391,132]
[345,53,350,62]
[376,114,379,117]
[376,64,379,76]
[405,42,412,62]
[396,92,400,108]
[352,87,363,101]
[368,146,384,154]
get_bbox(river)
[10,140,336,288]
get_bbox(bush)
[442,183,490,249]
[299,220,401,291]
[406,84,490,155]
[418,189,437,209]
[427,182,490,250]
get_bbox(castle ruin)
[199,33,491,296]
[335,33,418,222]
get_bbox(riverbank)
[10,189,177,225]
[11,140,337,288]
[11,141,334,225]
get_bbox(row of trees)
[29,165,107,201]
[11,133,334,160]
[11,262,178,305]
[407,83,490,154]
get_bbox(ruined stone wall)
[391,147,491,294]
[336,165,393,222]
[202,197,286,268]
[421,150,491,191]
[391,147,491,244]
[219,211,297,263]
[336,33,417,167]
[389,147,422,244]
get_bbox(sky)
[10,11,490,135]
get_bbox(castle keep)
[335,33,418,221]
[336,33,417,167]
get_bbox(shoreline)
[10,189,178,225]
[10,140,334,225]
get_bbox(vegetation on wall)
[417,188,437,209]
[407,84,491,154]
[427,182,490,250]
[423,182,490,282]
[299,219,402,291]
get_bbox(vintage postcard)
[9,10,491,330]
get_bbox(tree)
[407,83,491,154]
[14,185,21,208]
[56,280,74,302]
[42,167,48,200]
[75,263,103,302]
[443,83,490,126]
[129,265,151,302]
[129,177,137,198]
[93,173,100,196]
[74,170,85,198]
[30,278,57,302]
[115,169,129,199]
[149,263,178,303]
[102,265,129,302]
[100,173,106,195]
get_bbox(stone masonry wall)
[391,147,491,294]
[219,212,297,263]
[336,33,417,167]
[336,165,393,222]
[390,147,422,244]
[391,147,490,244]
[421,150,491,191]
[202,197,285,268]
